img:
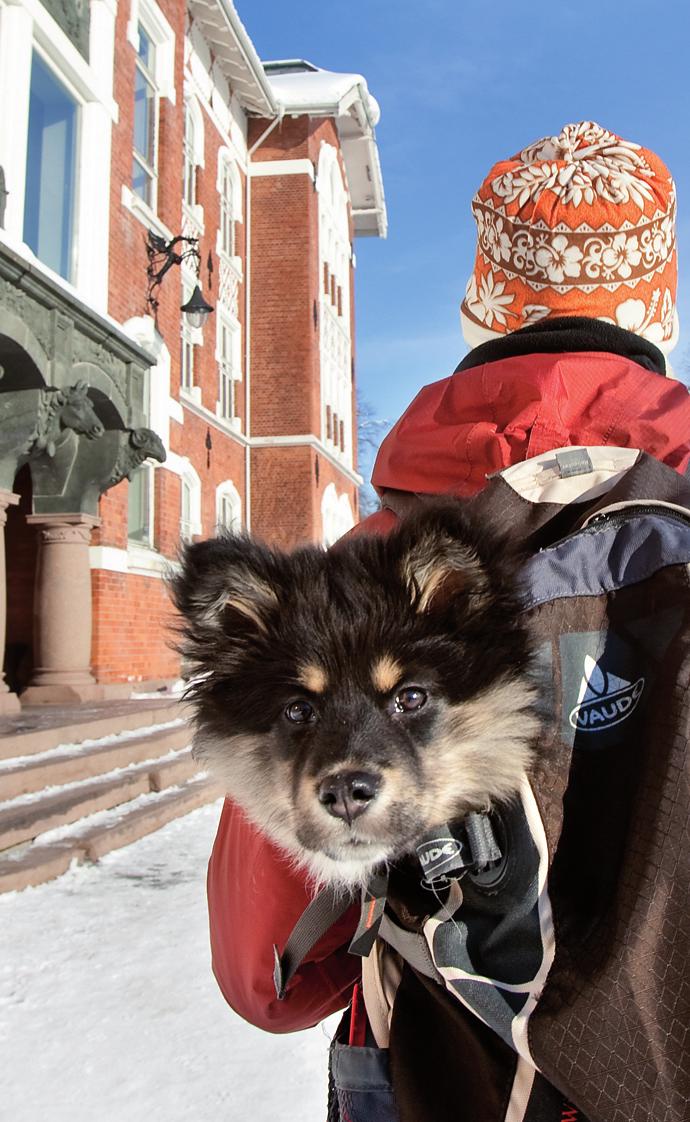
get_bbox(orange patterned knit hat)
[460,122,678,353]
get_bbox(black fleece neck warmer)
[455,316,667,376]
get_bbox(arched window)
[217,152,242,259]
[321,483,354,547]
[183,95,204,212]
[215,480,242,534]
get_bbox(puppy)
[171,504,539,889]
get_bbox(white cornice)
[263,63,386,239]
[186,0,277,116]
[249,159,314,180]
[250,434,362,486]
[173,393,363,485]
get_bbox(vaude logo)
[417,837,463,874]
[569,655,645,732]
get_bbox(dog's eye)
[394,687,427,713]
[285,700,316,724]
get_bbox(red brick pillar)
[0,489,20,714]
[22,514,101,705]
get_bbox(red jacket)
[207,344,690,1032]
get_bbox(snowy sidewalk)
[0,801,338,1122]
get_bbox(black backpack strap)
[273,885,355,1000]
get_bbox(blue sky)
[244,0,690,472]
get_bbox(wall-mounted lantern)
[181,284,214,329]
[145,230,214,326]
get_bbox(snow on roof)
[263,60,381,127]
[181,6,387,239]
[263,60,387,239]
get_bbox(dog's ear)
[170,536,280,650]
[397,510,491,615]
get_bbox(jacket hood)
[372,343,690,499]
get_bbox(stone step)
[0,699,189,761]
[0,775,224,894]
[0,721,193,800]
[0,748,198,851]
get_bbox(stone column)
[0,489,20,714]
[22,514,101,705]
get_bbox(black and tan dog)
[171,504,539,889]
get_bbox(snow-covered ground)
[0,802,339,1122]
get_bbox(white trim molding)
[121,184,174,239]
[250,158,315,180]
[89,544,178,579]
[251,434,362,487]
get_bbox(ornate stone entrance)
[0,241,165,708]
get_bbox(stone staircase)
[0,698,224,893]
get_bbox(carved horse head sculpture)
[35,380,105,457]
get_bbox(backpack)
[276,446,690,1122]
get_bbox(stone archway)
[0,240,163,707]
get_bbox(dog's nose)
[318,771,380,824]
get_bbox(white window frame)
[180,269,203,399]
[127,0,175,101]
[182,93,204,228]
[179,461,202,543]
[183,99,196,209]
[0,0,117,309]
[215,481,242,535]
[127,463,155,547]
[215,311,242,429]
[317,142,353,467]
[127,0,176,217]
[321,483,354,548]
[23,46,82,285]
[180,322,195,393]
[216,149,242,261]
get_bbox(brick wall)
[33,38,361,687]
[88,5,252,684]
[4,25,371,696]
[91,569,179,683]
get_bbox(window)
[132,23,158,207]
[23,53,77,280]
[183,100,196,209]
[180,273,200,393]
[181,322,195,391]
[218,156,238,258]
[317,143,353,464]
[217,316,240,424]
[128,465,153,545]
[127,367,155,545]
[182,96,204,222]
[180,463,201,543]
[215,482,242,535]
[180,475,193,542]
[321,484,354,547]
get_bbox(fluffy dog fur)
[171,504,539,889]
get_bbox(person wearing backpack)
[204,123,690,1122]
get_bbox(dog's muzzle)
[317,770,380,824]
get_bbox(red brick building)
[0,0,386,705]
